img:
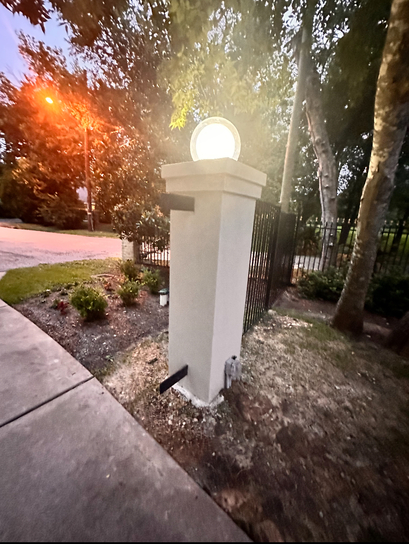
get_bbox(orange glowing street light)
[44,93,94,231]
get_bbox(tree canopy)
[1,0,408,267]
[0,34,163,225]
[162,0,396,220]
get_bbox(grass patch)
[273,307,324,326]
[13,222,118,238]
[303,320,346,343]
[274,309,355,371]
[297,331,354,371]
[91,361,116,381]
[383,358,409,380]
[285,343,297,356]
[273,307,349,343]
[0,258,119,304]
[352,342,409,380]
[286,312,409,376]
[394,365,409,380]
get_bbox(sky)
[0,3,71,83]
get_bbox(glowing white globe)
[190,117,241,161]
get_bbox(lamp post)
[161,117,266,404]
[83,126,94,231]
[45,96,94,231]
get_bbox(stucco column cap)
[161,158,266,199]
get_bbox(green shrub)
[39,195,85,229]
[112,202,169,246]
[366,271,409,318]
[0,173,40,223]
[296,225,321,254]
[119,260,140,281]
[117,280,140,306]
[140,268,161,294]
[297,267,346,302]
[70,285,108,320]
[298,266,409,318]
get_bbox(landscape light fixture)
[190,117,241,161]
[159,288,169,307]
[45,97,53,104]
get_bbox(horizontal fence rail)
[293,220,409,279]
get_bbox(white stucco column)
[161,158,266,404]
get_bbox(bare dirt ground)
[15,284,409,542]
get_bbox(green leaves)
[111,202,169,246]
[0,0,50,29]
[117,280,140,306]
[0,32,164,223]
[297,267,347,302]
[70,285,108,320]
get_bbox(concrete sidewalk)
[0,300,250,542]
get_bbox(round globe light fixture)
[190,117,241,161]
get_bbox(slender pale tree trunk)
[332,0,409,334]
[305,60,338,268]
[279,0,315,212]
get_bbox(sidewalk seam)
[0,376,94,430]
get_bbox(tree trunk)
[279,0,315,212]
[305,61,338,269]
[332,0,409,334]
[386,310,409,356]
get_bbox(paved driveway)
[0,227,122,274]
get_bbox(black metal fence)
[243,202,297,333]
[138,226,170,268]
[293,220,409,279]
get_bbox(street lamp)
[44,95,94,231]
[83,126,93,232]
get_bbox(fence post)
[265,209,281,309]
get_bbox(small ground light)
[190,117,241,161]
[45,97,53,104]
[159,288,169,306]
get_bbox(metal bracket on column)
[159,365,188,394]
[160,193,195,214]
